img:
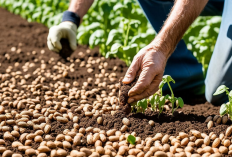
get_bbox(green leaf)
[213,85,229,96]
[86,22,101,31]
[89,30,105,48]
[129,20,141,29]
[162,75,175,84]
[220,103,228,116]
[159,80,166,89]
[229,91,232,98]
[158,96,165,111]
[106,43,124,59]
[159,75,175,89]
[155,95,159,102]
[165,94,170,100]
[110,43,123,53]
[150,95,155,105]
[106,29,121,45]
[137,99,147,113]
[113,3,125,11]
[176,97,184,108]
[127,135,136,145]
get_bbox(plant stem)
[160,88,163,97]
[124,21,130,46]
[167,82,175,114]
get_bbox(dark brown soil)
[119,77,138,114]
[59,38,74,59]
[0,7,230,156]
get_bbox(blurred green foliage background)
[0,0,221,75]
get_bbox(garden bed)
[0,8,230,157]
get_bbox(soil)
[0,7,230,156]
[59,38,74,59]
[119,77,138,114]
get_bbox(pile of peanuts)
[206,115,228,129]
[0,46,232,157]
[1,120,232,157]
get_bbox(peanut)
[205,116,213,123]
[212,138,220,148]
[162,135,170,144]
[154,151,167,157]
[57,149,67,157]
[207,121,213,129]
[25,148,36,156]
[226,126,232,137]
[181,138,189,146]
[222,116,228,124]
[37,146,51,153]
[122,118,130,126]
[219,146,228,154]
[2,150,13,157]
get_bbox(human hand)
[122,42,169,104]
[47,21,77,52]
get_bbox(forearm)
[152,0,209,57]
[68,0,94,19]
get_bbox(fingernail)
[129,92,136,97]
[122,77,130,83]
[128,98,134,104]
[122,75,130,82]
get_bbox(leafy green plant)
[133,75,184,115]
[127,135,136,145]
[213,85,232,119]
[158,75,184,114]
[136,98,148,113]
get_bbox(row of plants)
[132,75,184,116]
[0,0,221,72]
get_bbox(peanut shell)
[212,138,220,148]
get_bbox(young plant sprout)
[158,75,184,115]
[213,85,232,119]
[127,135,136,145]
[132,75,184,115]
[136,99,148,113]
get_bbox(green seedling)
[213,85,232,119]
[131,75,184,115]
[127,135,136,145]
[136,98,148,113]
[159,75,184,114]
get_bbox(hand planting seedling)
[213,85,232,119]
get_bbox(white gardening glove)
[47,21,77,52]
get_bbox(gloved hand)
[47,21,77,52]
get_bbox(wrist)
[62,11,81,27]
[59,21,77,33]
[149,36,174,58]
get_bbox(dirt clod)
[119,77,138,114]
[59,38,74,59]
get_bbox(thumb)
[122,58,140,84]
[49,26,62,51]
[128,66,156,97]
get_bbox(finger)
[49,27,62,51]
[128,65,157,97]
[67,30,77,51]
[122,57,140,84]
[47,39,60,53]
[128,73,163,103]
